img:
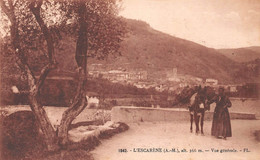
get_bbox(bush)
[1,111,45,160]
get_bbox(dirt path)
[90,120,260,160]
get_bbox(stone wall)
[111,106,256,123]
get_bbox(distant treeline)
[1,76,258,107]
[0,77,169,107]
[227,83,259,98]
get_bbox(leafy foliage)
[59,0,127,59]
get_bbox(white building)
[205,79,218,86]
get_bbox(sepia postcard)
[0,0,259,160]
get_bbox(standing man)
[208,87,232,139]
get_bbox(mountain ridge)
[88,19,252,84]
[55,18,258,84]
[217,47,260,63]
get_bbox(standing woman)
[209,87,232,139]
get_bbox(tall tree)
[0,0,59,151]
[0,0,126,151]
[57,0,88,146]
[58,0,127,146]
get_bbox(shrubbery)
[1,111,45,160]
[1,77,172,107]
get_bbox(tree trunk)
[27,0,59,151]
[57,0,88,146]
[0,0,59,151]
[1,0,89,150]
[57,69,87,146]
[29,93,59,151]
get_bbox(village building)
[205,78,218,86]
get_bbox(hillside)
[218,47,260,63]
[1,18,256,85]
[87,19,253,84]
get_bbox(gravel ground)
[90,120,260,160]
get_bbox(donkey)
[191,94,209,135]
[174,85,214,134]
[189,86,215,135]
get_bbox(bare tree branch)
[29,0,57,93]
[1,0,37,89]
[29,0,56,64]
[34,63,52,93]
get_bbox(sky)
[119,0,260,49]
